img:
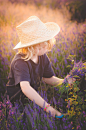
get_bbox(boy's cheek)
[34,48,39,54]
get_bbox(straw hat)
[13,16,60,49]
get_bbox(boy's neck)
[31,55,39,64]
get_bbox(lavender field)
[0,0,86,130]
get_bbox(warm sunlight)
[0,0,86,130]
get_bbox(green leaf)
[74,93,76,96]
[74,87,79,92]
[82,105,85,109]
[66,65,72,68]
[69,92,73,95]
[74,67,78,70]
[78,92,83,95]
[73,101,78,105]
[73,75,80,78]
[77,96,82,102]
[79,102,83,104]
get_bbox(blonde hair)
[18,38,56,61]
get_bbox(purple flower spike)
[53,97,57,105]
[69,61,86,79]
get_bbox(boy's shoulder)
[11,53,23,61]
[11,53,27,67]
[11,53,49,67]
[43,54,50,61]
[41,53,49,59]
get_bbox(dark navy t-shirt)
[6,53,55,104]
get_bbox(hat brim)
[13,22,60,50]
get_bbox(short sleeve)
[13,59,30,85]
[43,54,55,78]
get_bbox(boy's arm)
[43,76,76,86]
[20,81,49,108]
[42,76,64,86]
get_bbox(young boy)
[6,16,75,118]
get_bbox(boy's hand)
[46,106,62,118]
[66,75,76,85]
[68,77,76,85]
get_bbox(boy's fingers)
[68,77,76,84]
[73,78,76,82]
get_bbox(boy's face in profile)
[34,41,49,56]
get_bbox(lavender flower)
[63,61,86,85]
[69,61,86,79]
[53,97,57,105]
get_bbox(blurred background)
[0,0,86,100]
